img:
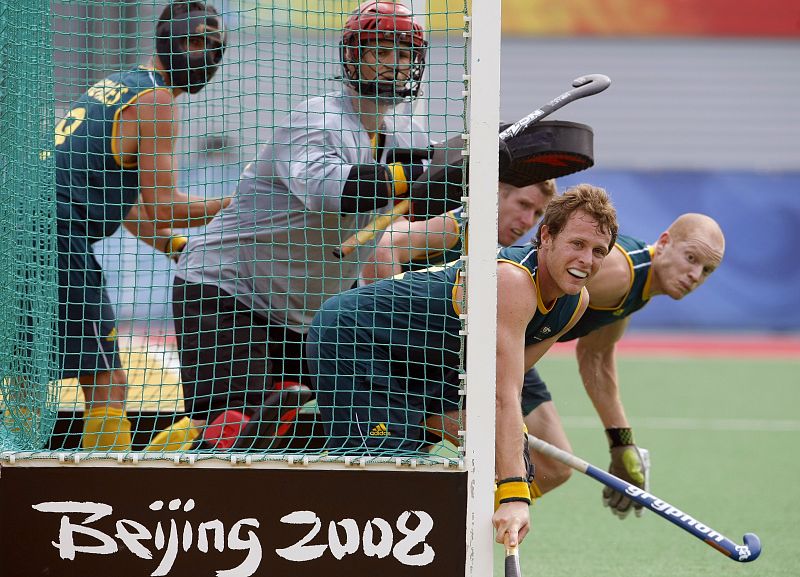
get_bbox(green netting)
[1,0,470,463]
[0,0,59,451]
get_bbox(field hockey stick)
[333,199,411,258]
[504,536,522,577]
[334,73,611,259]
[527,434,762,563]
[497,74,610,142]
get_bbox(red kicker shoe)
[200,410,251,450]
[232,382,312,451]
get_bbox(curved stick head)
[736,533,762,563]
[570,74,612,97]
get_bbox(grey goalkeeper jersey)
[180,90,430,332]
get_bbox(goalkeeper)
[147,1,455,451]
[307,185,619,547]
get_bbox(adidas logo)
[369,423,391,437]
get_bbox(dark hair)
[158,1,215,25]
[534,184,618,251]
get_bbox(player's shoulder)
[383,114,430,147]
[294,92,349,117]
[135,86,175,106]
[497,244,537,266]
[497,252,537,287]
[120,87,175,125]
[615,233,649,255]
[286,92,353,131]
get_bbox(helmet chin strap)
[341,49,422,103]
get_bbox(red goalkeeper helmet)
[340,1,427,101]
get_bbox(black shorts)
[173,277,310,420]
[57,229,122,379]
[520,366,552,416]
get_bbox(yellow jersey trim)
[111,87,171,168]
[641,245,656,301]
[534,270,555,315]
[563,288,587,331]
[451,268,465,316]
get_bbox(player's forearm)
[576,344,629,428]
[123,207,174,251]
[144,195,228,228]
[362,259,403,284]
[495,388,526,480]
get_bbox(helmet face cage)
[156,2,227,94]
[340,1,427,101]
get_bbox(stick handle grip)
[334,199,411,259]
[504,540,522,577]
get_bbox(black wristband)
[497,476,528,486]
[498,496,532,506]
[605,427,635,448]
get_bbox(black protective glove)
[408,137,512,221]
[603,428,648,519]
[386,148,432,181]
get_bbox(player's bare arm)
[493,263,541,547]
[122,203,174,252]
[121,88,229,227]
[363,214,458,282]
[574,317,631,428]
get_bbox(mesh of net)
[1,0,469,464]
[0,0,60,451]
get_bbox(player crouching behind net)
[307,185,619,547]
[145,0,492,453]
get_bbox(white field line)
[561,415,800,432]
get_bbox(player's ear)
[539,224,552,246]
[654,231,670,254]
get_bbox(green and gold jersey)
[346,244,583,352]
[55,67,170,240]
[496,245,585,345]
[558,234,653,342]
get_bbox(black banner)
[0,464,467,577]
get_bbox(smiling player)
[521,213,725,518]
[306,184,619,548]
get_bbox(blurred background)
[50,0,800,333]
